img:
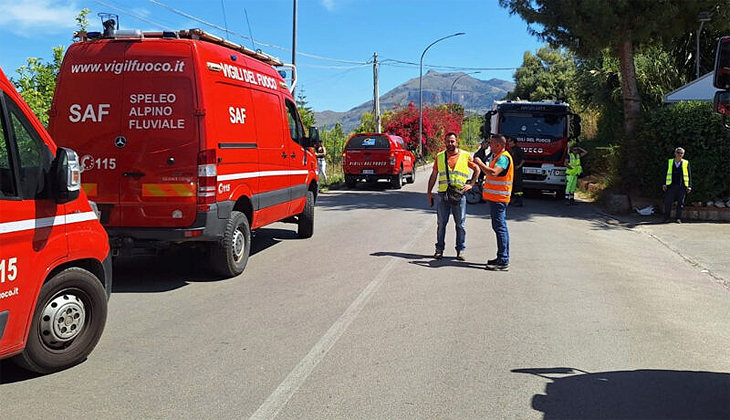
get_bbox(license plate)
[523,167,541,174]
[362,169,375,175]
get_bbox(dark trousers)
[664,185,686,220]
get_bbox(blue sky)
[0,0,544,112]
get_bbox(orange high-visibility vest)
[482,150,514,203]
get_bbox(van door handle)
[123,172,146,178]
[281,152,288,158]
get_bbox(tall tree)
[499,0,727,169]
[296,88,316,129]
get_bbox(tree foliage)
[296,88,316,129]
[11,46,64,127]
[382,102,463,157]
[505,46,576,102]
[499,0,728,176]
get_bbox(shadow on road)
[513,367,730,419]
[111,227,301,293]
[370,251,488,270]
[0,360,44,384]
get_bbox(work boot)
[433,250,443,260]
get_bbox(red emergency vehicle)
[0,67,111,373]
[342,133,416,189]
[483,100,581,195]
[48,24,319,277]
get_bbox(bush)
[633,101,730,201]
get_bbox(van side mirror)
[53,147,81,203]
[714,37,730,90]
[713,90,730,129]
[305,126,320,148]
[570,113,582,138]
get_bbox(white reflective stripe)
[483,188,510,196]
[449,171,469,178]
[218,170,309,182]
[0,211,97,235]
[485,180,512,186]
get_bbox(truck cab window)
[285,100,304,145]
[6,98,53,199]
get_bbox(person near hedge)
[473,134,513,271]
[314,140,327,184]
[427,132,480,261]
[662,147,692,223]
[565,145,588,205]
[507,136,525,207]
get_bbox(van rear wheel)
[13,267,107,374]
[345,175,357,188]
[211,210,250,277]
[298,191,315,238]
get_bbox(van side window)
[284,99,304,145]
[6,98,53,199]
[0,108,17,198]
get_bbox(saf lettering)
[69,104,110,123]
[229,107,247,124]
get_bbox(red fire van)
[342,133,416,189]
[48,26,319,277]
[0,67,111,373]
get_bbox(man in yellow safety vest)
[663,147,692,223]
[427,133,480,261]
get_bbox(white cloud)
[0,0,80,35]
[320,0,336,12]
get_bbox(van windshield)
[499,112,566,139]
[346,135,390,150]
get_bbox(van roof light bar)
[178,29,283,66]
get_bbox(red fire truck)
[0,67,111,373]
[483,100,581,194]
[48,22,319,277]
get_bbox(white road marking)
[248,218,433,420]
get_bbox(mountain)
[313,70,515,132]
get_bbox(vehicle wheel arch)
[233,195,254,227]
[46,258,106,291]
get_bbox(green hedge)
[633,101,730,202]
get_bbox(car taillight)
[197,149,217,208]
[389,152,396,166]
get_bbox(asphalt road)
[2,167,729,420]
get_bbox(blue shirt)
[494,155,509,170]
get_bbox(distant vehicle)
[48,21,320,277]
[712,36,730,129]
[0,66,111,373]
[342,133,416,189]
[482,100,581,195]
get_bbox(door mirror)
[714,37,730,90]
[480,111,495,139]
[570,113,582,139]
[713,90,730,114]
[53,147,81,203]
[305,126,320,148]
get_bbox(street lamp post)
[697,11,712,79]
[450,71,480,104]
[419,32,465,158]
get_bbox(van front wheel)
[13,267,107,374]
[211,211,250,277]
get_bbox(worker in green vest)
[565,145,587,205]
[663,147,692,223]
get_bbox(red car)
[0,66,111,373]
[342,133,416,189]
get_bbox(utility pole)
[373,52,381,133]
[291,0,297,95]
